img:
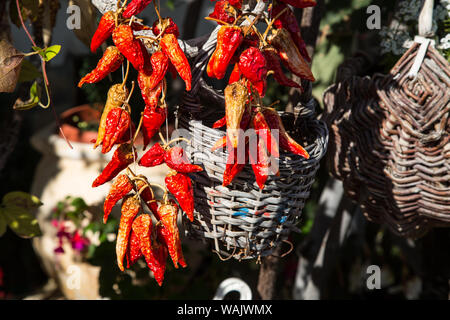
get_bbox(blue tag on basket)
[233,208,250,216]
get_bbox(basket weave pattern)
[323,43,450,238]
[177,102,328,260]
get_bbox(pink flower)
[71,231,90,252]
[54,246,65,254]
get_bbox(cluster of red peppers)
[78,0,317,284]
[78,0,199,286]
[206,0,315,189]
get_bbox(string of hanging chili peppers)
[80,0,199,286]
[80,0,317,286]
[207,0,315,190]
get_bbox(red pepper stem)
[130,174,167,199]
[263,7,289,40]
[204,16,231,26]
[121,81,134,113]
[117,0,128,11]
[267,100,280,108]
[158,131,167,145]
[160,79,167,102]
[136,35,158,42]
[165,137,191,148]
[242,13,262,37]
[121,60,130,88]
[153,1,162,23]
[136,180,155,199]
[150,182,168,202]
[126,167,136,177]
[133,112,144,143]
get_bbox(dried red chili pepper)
[112,24,148,72]
[122,0,153,19]
[262,46,302,89]
[139,142,166,167]
[115,121,136,145]
[94,84,129,149]
[141,104,167,150]
[238,47,267,96]
[228,0,243,9]
[271,3,310,62]
[252,109,279,157]
[152,17,180,38]
[143,51,169,91]
[165,172,194,222]
[158,200,186,268]
[137,73,163,107]
[278,0,316,9]
[131,22,152,32]
[262,107,309,159]
[78,46,124,88]
[135,178,159,217]
[131,214,167,286]
[92,143,137,187]
[90,11,115,53]
[207,25,243,80]
[268,28,314,82]
[208,0,235,25]
[212,102,251,151]
[116,195,140,271]
[213,115,227,129]
[249,133,270,189]
[225,81,248,149]
[229,31,260,65]
[103,174,133,223]
[125,228,143,268]
[164,146,203,173]
[102,108,131,154]
[228,63,241,84]
[160,33,192,91]
[222,144,247,187]
[238,47,267,87]
[152,226,169,284]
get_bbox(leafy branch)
[10,0,72,148]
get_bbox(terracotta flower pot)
[59,104,102,143]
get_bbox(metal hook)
[213,278,252,300]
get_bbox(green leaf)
[0,211,7,237]
[71,197,87,212]
[18,59,42,83]
[166,0,175,10]
[99,232,107,243]
[34,45,61,62]
[2,191,42,210]
[3,206,41,238]
[13,81,41,110]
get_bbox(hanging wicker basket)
[322,42,450,239]
[175,22,328,260]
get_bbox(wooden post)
[256,1,325,299]
[257,247,282,300]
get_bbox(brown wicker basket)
[322,43,450,238]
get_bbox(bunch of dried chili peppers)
[79,0,198,286]
[79,0,317,285]
[206,0,315,189]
